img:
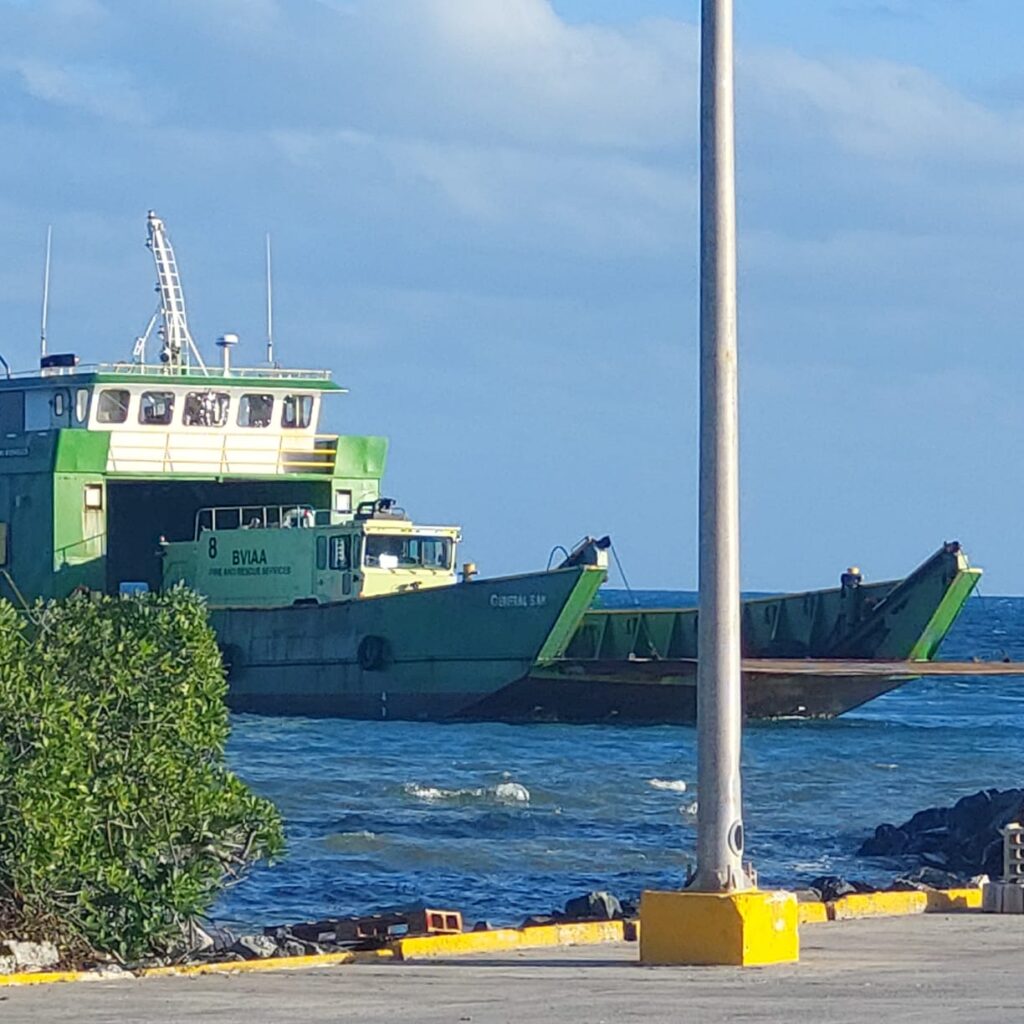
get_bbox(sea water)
[217,593,1024,929]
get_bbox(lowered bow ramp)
[510,543,981,724]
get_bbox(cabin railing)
[193,505,344,538]
[13,362,334,381]
[54,530,107,565]
[105,432,339,476]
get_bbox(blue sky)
[1,0,1022,592]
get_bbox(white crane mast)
[142,210,207,373]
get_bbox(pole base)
[639,889,799,966]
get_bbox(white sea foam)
[403,782,482,801]
[493,781,530,804]
[402,780,530,804]
[648,778,687,793]
[679,800,699,817]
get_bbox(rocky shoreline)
[5,787,1020,977]
[857,787,1023,879]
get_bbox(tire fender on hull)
[219,643,244,680]
[357,634,391,672]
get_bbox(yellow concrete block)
[831,890,927,920]
[797,901,830,925]
[925,888,983,912]
[639,889,799,967]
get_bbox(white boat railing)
[12,362,334,382]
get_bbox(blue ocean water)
[217,593,1024,930]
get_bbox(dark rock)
[807,876,873,902]
[858,787,1024,880]
[520,915,560,928]
[791,888,824,904]
[892,867,964,891]
[563,891,622,921]
[229,935,279,960]
[905,807,949,834]
[858,823,909,857]
[471,921,493,932]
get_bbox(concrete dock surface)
[2,914,1022,1023]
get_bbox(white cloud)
[745,48,1024,166]
[4,58,151,124]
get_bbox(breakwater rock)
[858,787,1024,878]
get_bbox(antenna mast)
[145,210,207,374]
[40,225,52,359]
[265,233,275,365]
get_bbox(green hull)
[216,566,604,718]
[217,543,977,724]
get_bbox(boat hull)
[215,566,603,719]
[214,542,980,725]
[510,662,913,724]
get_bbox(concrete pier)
[1,915,1020,1023]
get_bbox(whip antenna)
[40,225,52,359]
[265,233,275,366]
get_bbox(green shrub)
[0,589,284,962]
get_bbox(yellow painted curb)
[141,948,393,978]
[797,901,830,925]
[925,888,983,912]
[0,949,393,988]
[394,920,625,960]
[831,890,928,920]
[0,969,98,987]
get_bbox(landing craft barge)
[0,211,984,723]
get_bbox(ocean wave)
[402,780,531,805]
[647,778,687,793]
[322,830,381,852]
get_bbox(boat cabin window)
[139,391,175,426]
[282,394,314,429]
[184,390,230,427]
[364,535,452,570]
[0,391,24,433]
[52,391,67,418]
[74,388,90,424]
[97,389,130,424]
[238,393,274,428]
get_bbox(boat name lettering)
[233,548,268,566]
[208,564,292,578]
[490,593,547,609]
[0,447,29,458]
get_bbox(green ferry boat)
[0,213,981,723]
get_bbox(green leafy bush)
[0,589,284,962]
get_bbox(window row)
[314,535,453,571]
[96,389,315,429]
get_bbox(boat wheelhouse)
[0,213,386,602]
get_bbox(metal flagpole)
[690,0,749,893]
